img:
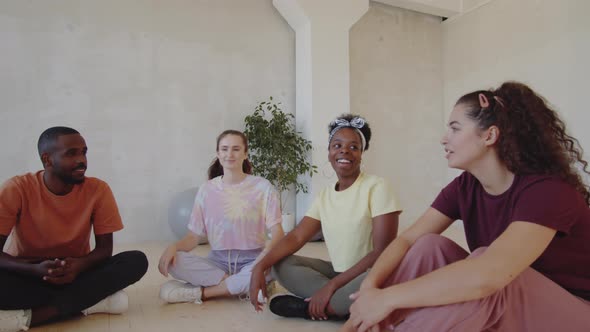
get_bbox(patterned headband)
[328,117,367,151]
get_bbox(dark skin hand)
[0,233,114,284]
[249,216,322,312]
[251,127,400,318]
[306,212,399,320]
[43,257,86,285]
[249,212,399,320]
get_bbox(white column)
[273,0,369,222]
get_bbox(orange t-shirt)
[0,171,123,258]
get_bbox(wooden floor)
[29,226,466,332]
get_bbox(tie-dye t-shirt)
[188,175,282,250]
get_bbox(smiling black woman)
[249,114,402,321]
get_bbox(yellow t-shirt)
[306,173,401,272]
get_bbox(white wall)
[351,2,447,228]
[352,0,590,227]
[0,0,448,241]
[272,0,369,223]
[3,0,585,243]
[443,0,590,181]
[0,0,295,242]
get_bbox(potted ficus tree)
[244,97,317,232]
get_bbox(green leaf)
[243,96,316,209]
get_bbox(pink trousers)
[381,234,590,331]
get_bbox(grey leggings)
[272,255,366,316]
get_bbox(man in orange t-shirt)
[0,127,148,331]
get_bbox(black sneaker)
[269,295,310,319]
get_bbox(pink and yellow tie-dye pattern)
[188,175,281,250]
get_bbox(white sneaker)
[83,290,129,315]
[256,290,266,304]
[159,280,203,304]
[266,280,277,298]
[258,280,278,304]
[238,280,277,304]
[0,309,29,332]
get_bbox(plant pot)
[282,213,296,233]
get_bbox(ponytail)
[207,158,224,180]
[243,159,253,175]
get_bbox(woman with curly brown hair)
[342,82,590,332]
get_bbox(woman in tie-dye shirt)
[157,130,284,304]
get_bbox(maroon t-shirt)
[432,172,590,300]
